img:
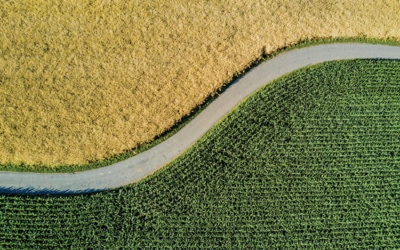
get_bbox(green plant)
[1,59,399,248]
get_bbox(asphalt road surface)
[1,43,400,194]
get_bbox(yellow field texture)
[0,0,399,167]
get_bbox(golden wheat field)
[0,0,399,167]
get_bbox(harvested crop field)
[1,59,400,248]
[1,1,400,167]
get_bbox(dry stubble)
[0,0,399,167]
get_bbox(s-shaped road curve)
[1,43,400,194]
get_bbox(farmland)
[1,1,400,168]
[1,59,399,248]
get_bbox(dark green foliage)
[1,59,400,248]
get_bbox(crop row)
[1,59,400,248]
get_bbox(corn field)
[1,59,399,248]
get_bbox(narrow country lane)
[1,43,400,194]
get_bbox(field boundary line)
[1,43,400,194]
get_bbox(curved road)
[1,43,400,195]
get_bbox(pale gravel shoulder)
[1,43,400,195]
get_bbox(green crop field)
[1,59,400,248]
